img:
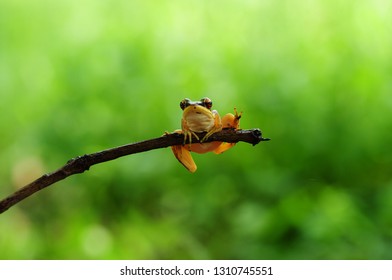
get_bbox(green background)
[1,0,392,259]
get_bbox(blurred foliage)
[1,0,392,259]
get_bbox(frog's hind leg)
[213,108,242,154]
[221,108,242,129]
[171,145,197,173]
[213,142,236,154]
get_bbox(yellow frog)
[171,97,242,172]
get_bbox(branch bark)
[0,128,269,214]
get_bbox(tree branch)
[0,128,269,214]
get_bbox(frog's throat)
[183,109,215,133]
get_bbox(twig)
[0,129,269,214]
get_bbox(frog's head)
[180,97,213,111]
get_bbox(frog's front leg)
[200,110,222,142]
[181,118,200,147]
[213,108,242,154]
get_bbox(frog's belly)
[185,113,214,132]
[190,142,222,154]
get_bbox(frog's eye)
[200,97,212,110]
[180,98,191,110]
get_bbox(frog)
[170,97,242,173]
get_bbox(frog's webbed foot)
[168,129,194,145]
[183,130,200,147]
[234,107,242,121]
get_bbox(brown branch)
[0,128,269,214]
